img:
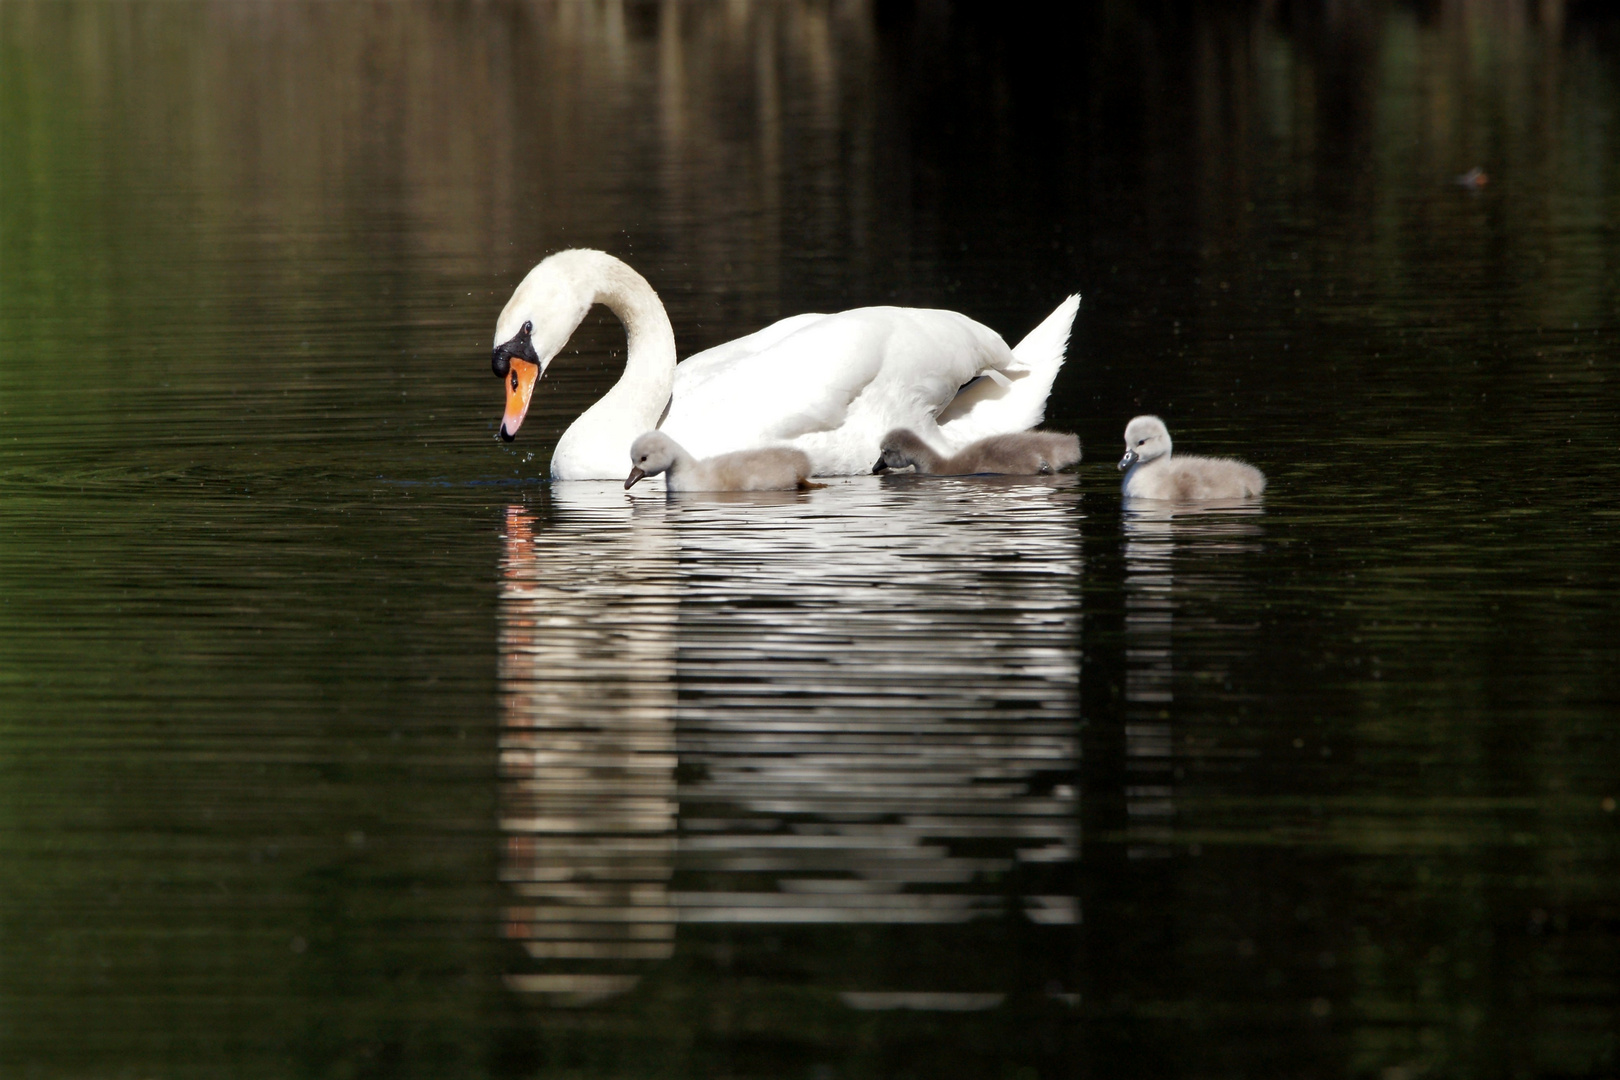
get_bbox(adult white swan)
[491,249,1079,479]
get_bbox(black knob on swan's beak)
[492,320,538,377]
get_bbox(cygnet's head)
[625,431,681,489]
[871,428,927,473]
[1119,415,1172,471]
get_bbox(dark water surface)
[3,2,1618,1078]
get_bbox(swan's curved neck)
[539,252,680,479]
[583,255,677,426]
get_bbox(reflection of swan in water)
[498,491,679,1005]
[663,479,1081,946]
[499,477,1082,1009]
[1121,505,1265,858]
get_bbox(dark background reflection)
[2,2,1617,1078]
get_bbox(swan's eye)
[510,372,518,391]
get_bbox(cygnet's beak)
[1118,449,1138,471]
[499,358,540,443]
[872,457,889,474]
[624,467,646,490]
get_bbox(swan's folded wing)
[663,312,891,456]
[672,312,827,396]
[664,307,1013,462]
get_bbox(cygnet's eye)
[1137,438,1146,446]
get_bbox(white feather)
[493,250,1080,480]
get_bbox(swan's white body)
[492,250,1079,479]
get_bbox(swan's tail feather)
[937,294,1080,448]
[1011,293,1081,374]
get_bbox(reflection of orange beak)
[500,359,540,442]
[503,506,536,566]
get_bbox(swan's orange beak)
[500,359,540,442]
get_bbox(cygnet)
[1117,415,1265,500]
[872,428,1081,476]
[624,431,820,492]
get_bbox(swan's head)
[624,431,681,489]
[871,428,926,473]
[491,252,598,441]
[1119,415,1171,470]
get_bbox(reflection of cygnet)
[1118,415,1265,500]
[872,428,1081,476]
[625,431,820,492]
